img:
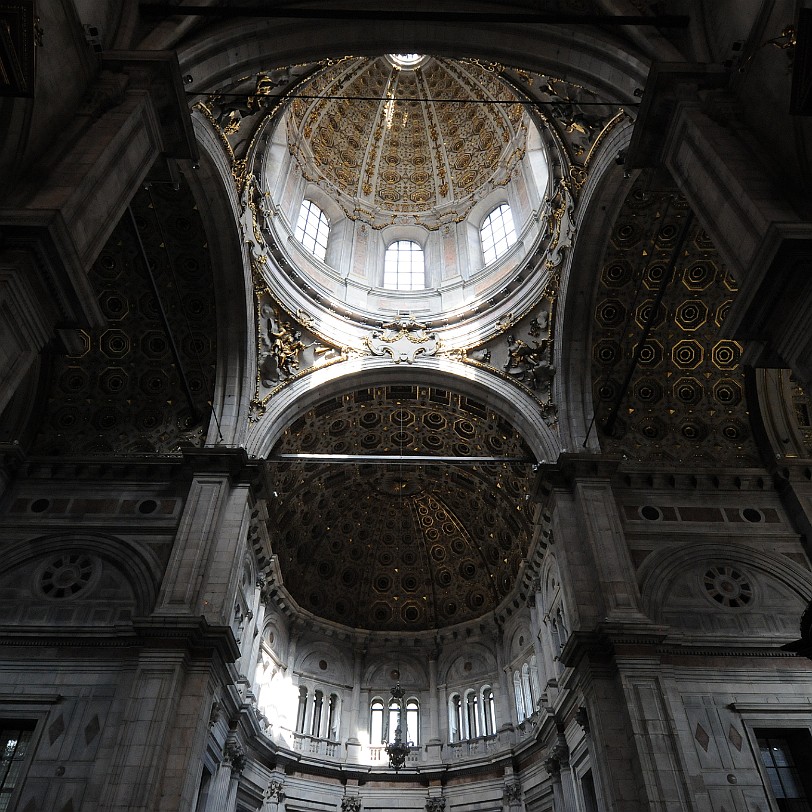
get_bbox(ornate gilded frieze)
[251,281,348,419]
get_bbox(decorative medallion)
[37,553,97,600]
[702,565,753,609]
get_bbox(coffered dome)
[286,55,528,228]
[265,385,536,632]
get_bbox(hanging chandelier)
[385,681,410,770]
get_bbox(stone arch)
[189,112,256,448]
[439,642,499,685]
[0,531,162,617]
[638,542,812,636]
[552,132,636,452]
[296,641,352,683]
[175,21,649,106]
[246,356,560,463]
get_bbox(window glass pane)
[295,199,330,261]
[757,736,810,802]
[370,701,384,744]
[481,204,517,265]
[406,700,419,745]
[0,727,32,812]
[388,701,400,744]
[384,240,425,290]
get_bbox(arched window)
[521,663,534,718]
[370,698,384,744]
[384,240,425,290]
[406,698,419,745]
[449,694,463,742]
[481,203,517,264]
[513,671,525,722]
[295,199,330,261]
[311,689,324,737]
[327,693,339,740]
[465,691,480,739]
[481,686,496,736]
[296,686,308,733]
[387,698,401,744]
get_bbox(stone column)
[544,756,566,812]
[428,649,440,742]
[203,740,243,812]
[0,251,61,416]
[553,741,579,812]
[493,625,513,731]
[503,775,525,812]
[345,645,365,760]
[527,579,549,703]
[544,457,646,628]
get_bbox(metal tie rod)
[269,453,534,465]
[140,5,689,27]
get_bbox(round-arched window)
[295,199,330,261]
[384,240,425,290]
[481,203,517,265]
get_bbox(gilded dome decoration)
[266,386,536,632]
[285,56,528,228]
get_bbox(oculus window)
[384,240,425,290]
[295,199,330,261]
[481,204,517,265]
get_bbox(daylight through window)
[481,204,517,265]
[295,199,330,261]
[384,240,425,290]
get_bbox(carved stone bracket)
[363,317,438,364]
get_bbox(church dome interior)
[2,3,812,812]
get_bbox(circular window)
[37,553,98,600]
[740,508,764,523]
[30,498,51,514]
[138,499,158,515]
[703,565,753,609]
[639,505,662,521]
[389,53,426,68]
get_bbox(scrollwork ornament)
[364,317,439,364]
